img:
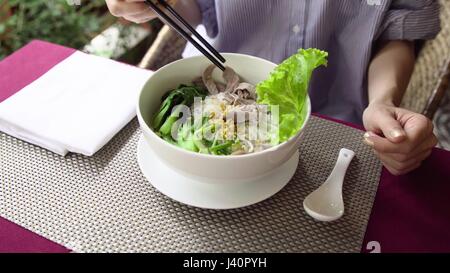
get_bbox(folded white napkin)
[0,51,152,156]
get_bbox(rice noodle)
[192,65,275,155]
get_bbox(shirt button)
[292,25,301,34]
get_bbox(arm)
[363,40,437,175]
[367,40,415,107]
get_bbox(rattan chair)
[138,24,186,71]
[139,0,450,119]
[400,0,450,119]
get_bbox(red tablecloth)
[1,41,449,253]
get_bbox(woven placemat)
[0,116,381,253]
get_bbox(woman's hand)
[363,103,437,175]
[105,0,201,26]
[106,0,157,24]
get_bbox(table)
[1,41,450,253]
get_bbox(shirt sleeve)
[196,0,218,37]
[377,0,441,41]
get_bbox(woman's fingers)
[123,11,155,23]
[375,149,432,176]
[363,112,433,155]
[364,127,432,155]
[362,105,436,176]
[385,134,437,163]
[368,131,436,176]
[106,0,146,16]
[106,0,156,23]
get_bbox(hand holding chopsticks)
[144,0,226,71]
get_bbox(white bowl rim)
[137,53,312,160]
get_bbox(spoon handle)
[327,148,355,187]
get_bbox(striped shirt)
[194,0,441,124]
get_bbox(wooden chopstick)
[144,0,226,71]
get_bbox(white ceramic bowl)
[137,53,311,183]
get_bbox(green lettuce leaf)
[256,48,328,144]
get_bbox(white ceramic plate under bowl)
[137,135,299,210]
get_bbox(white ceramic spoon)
[303,148,355,222]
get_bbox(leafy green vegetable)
[209,140,233,155]
[153,85,228,154]
[152,85,207,131]
[256,48,328,144]
[176,120,198,152]
[159,106,183,136]
[176,117,238,155]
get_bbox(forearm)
[368,40,415,106]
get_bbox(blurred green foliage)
[0,0,115,60]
